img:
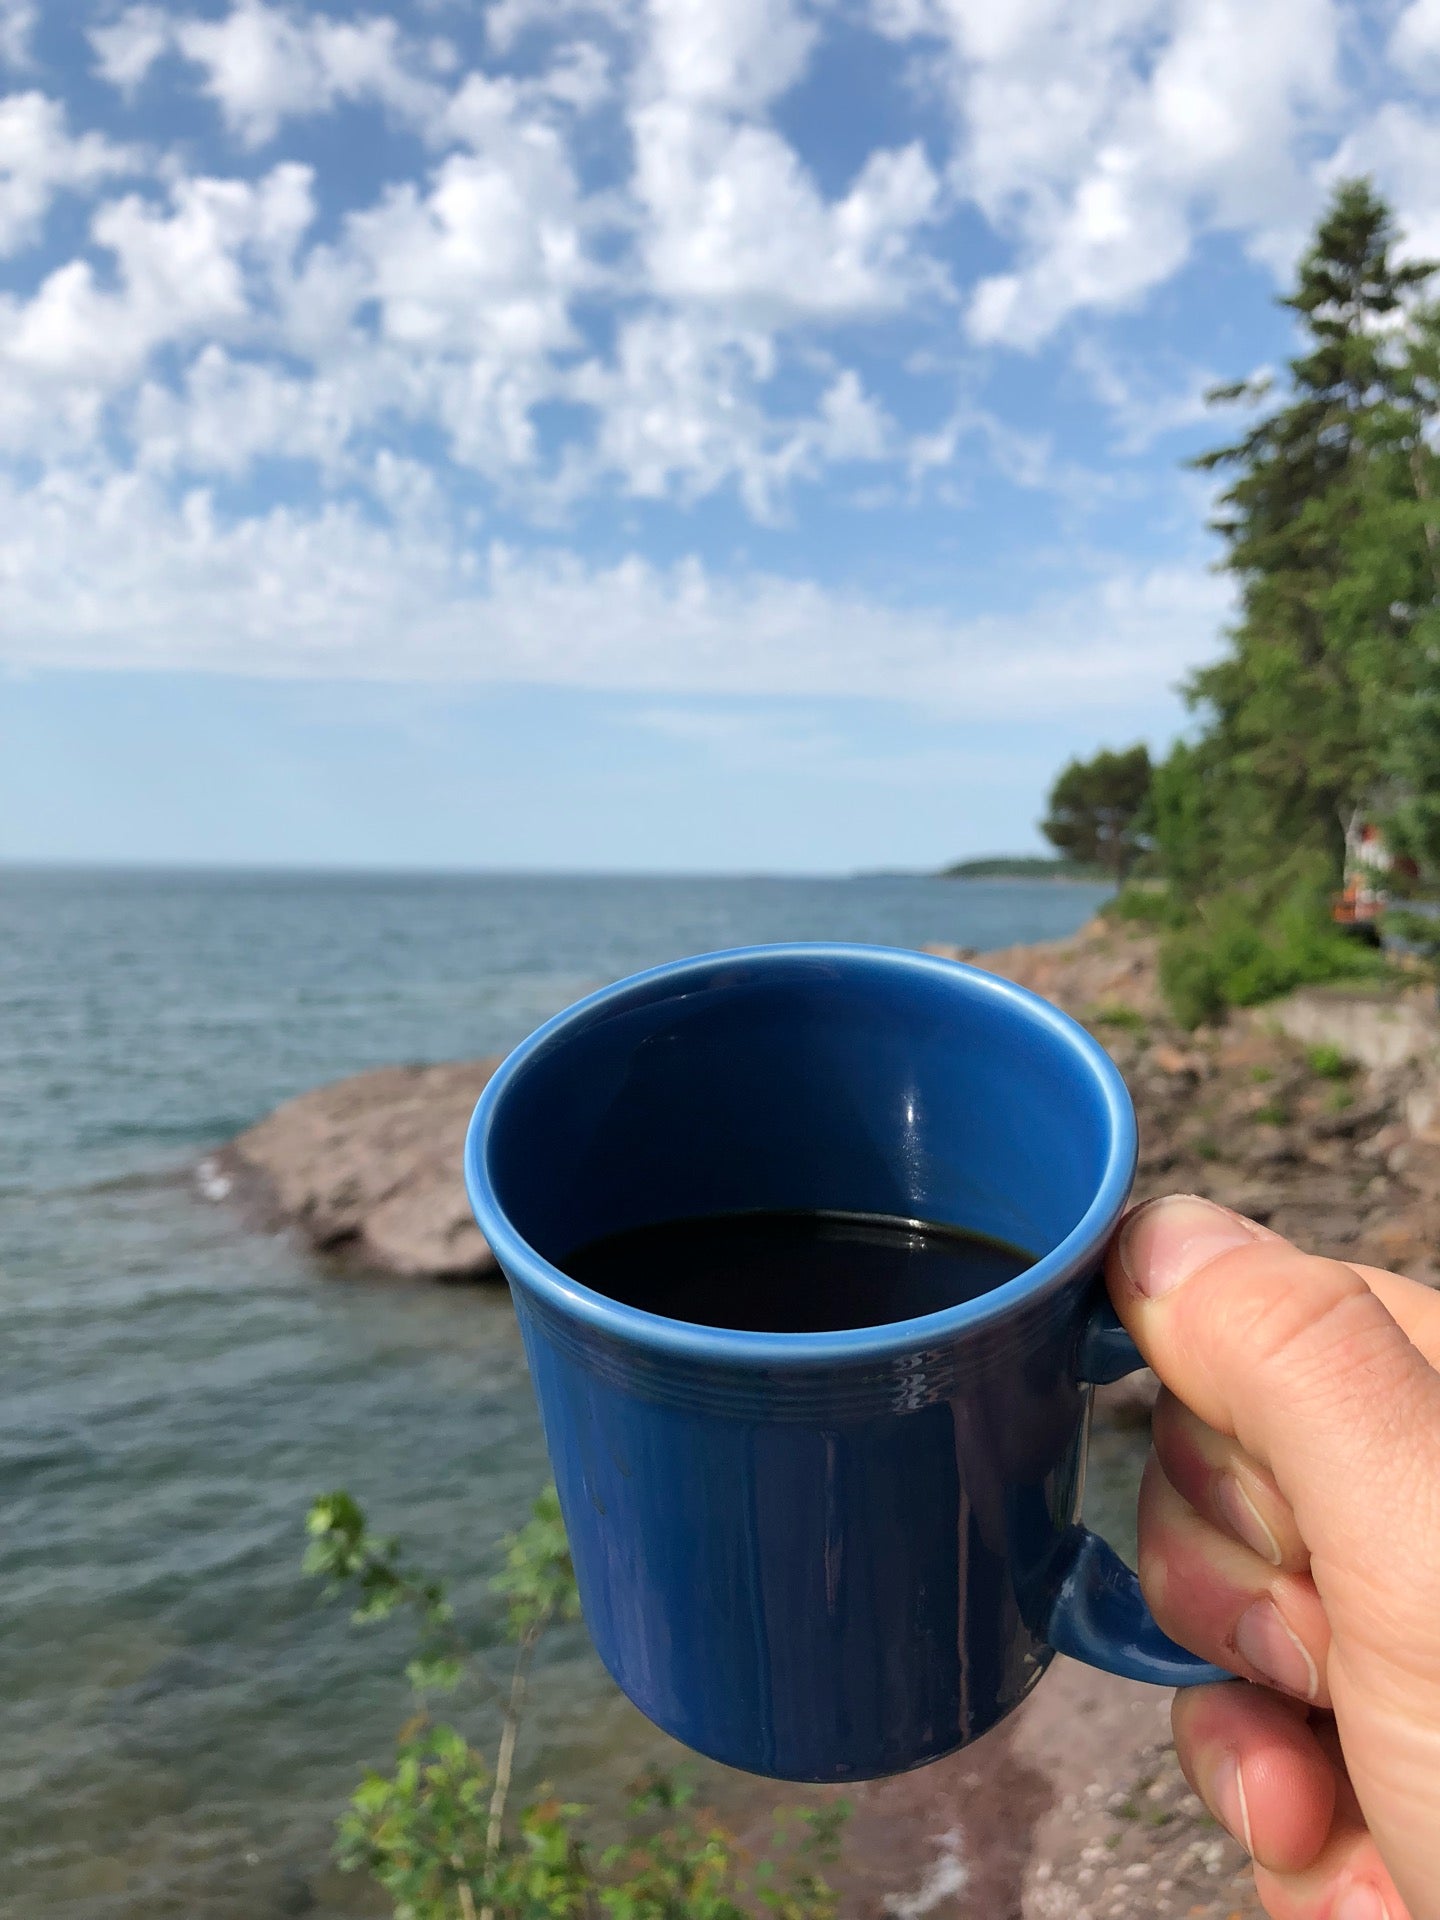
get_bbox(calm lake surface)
[0,867,1132,1919]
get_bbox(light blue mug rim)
[464,941,1137,1370]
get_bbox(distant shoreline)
[937,857,1108,882]
[848,860,1108,883]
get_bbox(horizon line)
[0,856,1067,884]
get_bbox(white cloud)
[326,97,594,477]
[0,462,1227,714]
[571,313,797,513]
[12,0,1431,723]
[565,0,944,504]
[58,0,940,518]
[815,370,891,461]
[345,145,585,360]
[630,0,942,327]
[132,345,354,476]
[569,315,893,516]
[0,0,35,69]
[89,6,172,93]
[95,1,447,144]
[1392,0,1440,83]
[643,0,816,111]
[633,105,942,323]
[882,0,1342,345]
[0,92,139,256]
[0,164,314,451]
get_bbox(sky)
[3,0,1440,872]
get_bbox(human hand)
[1106,1195,1440,1920]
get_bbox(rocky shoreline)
[210,915,1440,1297]
[810,1653,1263,1920]
[931,919,1440,1289]
[203,918,1440,1920]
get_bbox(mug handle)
[1044,1297,1231,1688]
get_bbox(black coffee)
[562,1209,1033,1334]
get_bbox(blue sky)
[3,0,1439,871]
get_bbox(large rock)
[214,1059,504,1280]
[1262,981,1440,1075]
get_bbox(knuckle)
[1201,1251,1393,1409]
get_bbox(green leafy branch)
[305,1487,847,1920]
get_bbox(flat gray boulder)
[215,1059,503,1281]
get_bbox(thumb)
[1109,1195,1440,1916]
[1106,1195,1440,1615]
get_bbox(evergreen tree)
[1181,179,1436,889]
[1375,301,1440,871]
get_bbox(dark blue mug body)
[465,945,1225,1782]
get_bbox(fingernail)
[1233,1596,1319,1701]
[1333,1887,1388,1920]
[1214,1474,1284,1567]
[1118,1195,1261,1298]
[1209,1751,1253,1855]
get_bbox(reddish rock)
[1148,1043,1206,1078]
[213,1059,503,1280]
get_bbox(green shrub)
[1306,1043,1354,1079]
[1102,884,1184,929]
[304,1490,848,1920]
[1158,868,1390,1029]
[1090,1003,1147,1033]
[1158,936,1227,1029]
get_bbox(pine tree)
[1376,301,1440,870]
[1177,179,1436,890]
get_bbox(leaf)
[404,1654,465,1694]
[491,1485,581,1640]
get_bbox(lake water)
[0,868,1131,1919]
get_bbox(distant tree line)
[1041,180,1440,1022]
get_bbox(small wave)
[80,1117,253,1147]
[11,1164,197,1202]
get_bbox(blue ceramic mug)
[465,944,1227,1782]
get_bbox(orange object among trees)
[1333,816,1419,928]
